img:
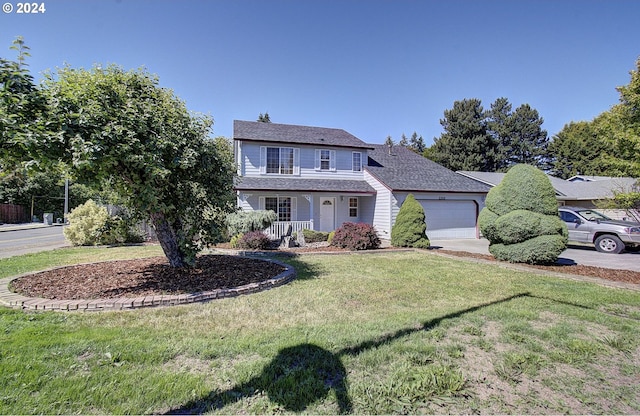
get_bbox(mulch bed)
[8,247,640,301]
[10,255,287,300]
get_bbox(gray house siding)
[239,142,367,180]
[363,170,394,239]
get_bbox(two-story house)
[234,120,490,240]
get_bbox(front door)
[319,197,335,232]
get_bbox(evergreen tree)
[428,99,496,171]
[398,132,426,154]
[486,97,513,171]
[257,112,271,123]
[408,131,426,154]
[508,104,550,169]
[486,98,549,171]
[391,194,430,248]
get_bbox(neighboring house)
[234,120,490,240]
[458,171,639,221]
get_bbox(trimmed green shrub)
[488,235,569,264]
[485,164,558,216]
[492,210,566,245]
[237,231,271,250]
[226,210,277,237]
[391,194,430,248]
[479,164,568,264]
[63,200,110,246]
[478,208,499,242]
[327,230,335,245]
[330,222,380,250]
[302,229,330,243]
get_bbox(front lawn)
[1,248,639,414]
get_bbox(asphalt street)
[0,225,68,259]
[430,238,640,272]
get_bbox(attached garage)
[419,199,478,239]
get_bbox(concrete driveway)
[430,238,640,272]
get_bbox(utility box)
[43,213,53,225]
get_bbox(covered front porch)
[265,220,314,240]
[237,191,376,240]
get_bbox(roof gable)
[233,120,374,149]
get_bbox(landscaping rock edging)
[0,258,296,312]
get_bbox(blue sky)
[2,0,639,145]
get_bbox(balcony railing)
[265,221,314,239]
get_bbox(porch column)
[303,194,314,230]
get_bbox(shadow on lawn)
[166,292,537,414]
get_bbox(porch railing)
[265,221,314,239]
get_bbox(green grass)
[1,247,639,414]
[0,245,163,279]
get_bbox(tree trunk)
[151,212,188,268]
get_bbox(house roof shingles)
[458,171,638,200]
[366,145,492,193]
[234,177,376,194]
[233,120,374,149]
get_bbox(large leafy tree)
[548,120,608,179]
[549,57,640,178]
[1,37,71,220]
[0,37,52,170]
[604,58,640,177]
[40,65,236,267]
[428,98,496,171]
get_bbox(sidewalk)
[0,222,63,232]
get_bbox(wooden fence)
[0,204,29,224]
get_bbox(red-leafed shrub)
[330,222,380,250]
[237,231,271,250]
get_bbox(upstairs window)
[315,149,336,171]
[352,152,362,172]
[261,147,299,175]
[320,150,331,170]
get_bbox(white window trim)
[259,196,297,221]
[352,151,362,172]
[349,197,358,218]
[315,149,337,172]
[261,146,300,175]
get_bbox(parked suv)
[559,207,640,254]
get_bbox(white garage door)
[419,200,478,239]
